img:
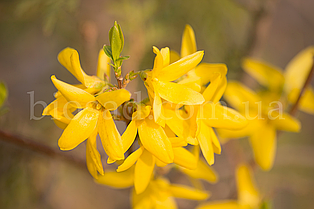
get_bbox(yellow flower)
[196,164,260,209]
[132,178,209,209]
[242,54,314,115]
[43,47,111,124]
[117,104,198,194]
[219,81,300,170]
[49,75,131,163]
[57,47,110,88]
[164,68,247,166]
[144,46,205,125]
[161,24,247,166]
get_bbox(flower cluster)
[43,22,314,209]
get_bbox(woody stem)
[0,129,86,170]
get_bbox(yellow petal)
[163,124,176,137]
[155,51,204,82]
[194,63,228,86]
[95,167,134,188]
[122,120,138,152]
[284,46,314,93]
[153,91,163,123]
[117,147,144,172]
[43,96,75,122]
[86,130,104,179]
[173,147,197,170]
[169,137,187,147]
[98,110,124,161]
[155,158,168,167]
[212,76,227,103]
[242,58,284,90]
[155,196,177,209]
[51,75,95,108]
[169,184,209,200]
[107,157,116,164]
[58,47,86,84]
[152,46,164,76]
[300,87,314,114]
[132,183,154,209]
[202,74,226,103]
[138,118,174,164]
[216,119,259,142]
[196,200,240,209]
[58,47,102,88]
[133,105,151,120]
[96,89,131,110]
[177,76,202,92]
[170,50,180,64]
[288,87,314,114]
[96,49,111,81]
[164,108,191,140]
[134,149,155,194]
[202,102,248,130]
[236,164,260,208]
[197,121,215,165]
[181,24,197,58]
[53,118,69,130]
[161,47,170,67]
[58,107,99,150]
[180,159,218,183]
[268,112,300,132]
[210,128,221,154]
[224,81,261,111]
[249,122,276,171]
[155,80,205,105]
[183,105,199,140]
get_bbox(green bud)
[260,200,272,209]
[115,55,129,63]
[103,45,113,60]
[129,71,138,80]
[0,82,8,108]
[139,71,147,81]
[109,21,124,61]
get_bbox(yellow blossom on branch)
[196,164,260,209]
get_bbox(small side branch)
[0,129,86,170]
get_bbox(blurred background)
[0,0,314,208]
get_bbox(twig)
[115,71,123,89]
[0,129,86,170]
[289,57,314,116]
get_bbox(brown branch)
[0,129,86,170]
[289,57,314,116]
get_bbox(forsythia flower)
[50,76,130,160]
[165,25,248,165]
[218,58,301,170]
[144,46,205,125]
[196,164,260,209]
[43,47,110,126]
[132,178,209,209]
[117,104,198,194]
[43,47,132,178]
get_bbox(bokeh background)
[1,0,314,208]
